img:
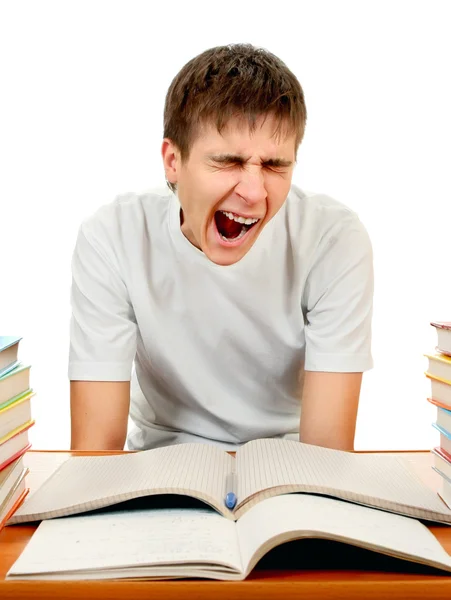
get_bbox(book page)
[7,507,243,579]
[9,443,234,523]
[235,439,451,522]
[236,494,451,576]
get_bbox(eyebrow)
[206,153,293,168]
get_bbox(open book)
[8,438,451,525]
[6,494,451,580]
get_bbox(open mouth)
[214,210,260,243]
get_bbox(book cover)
[427,397,451,412]
[0,337,22,353]
[433,445,451,464]
[0,488,29,532]
[425,372,451,386]
[0,390,35,415]
[431,322,451,331]
[0,361,20,379]
[425,353,451,384]
[0,443,31,473]
[425,353,451,365]
[432,422,451,439]
[0,364,31,406]
[0,420,35,448]
[0,363,30,382]
[0,337,22,377]
[431,322,451,355]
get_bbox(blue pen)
[225,471,237,509]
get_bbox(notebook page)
[235,439,451,522]
[9,443,234,523]
[236,494,451,576]
[7,507,243,579]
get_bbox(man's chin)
[203,233,260,265]
[204,247,247,266]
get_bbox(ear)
[161,138,180,185]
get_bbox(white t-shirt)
[69,184,373,450]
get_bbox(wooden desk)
[0,449,450,599]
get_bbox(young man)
[69,44,373,453]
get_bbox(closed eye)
[211,161,289,173]
[207,154,293,171]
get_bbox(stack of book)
[0,336,35,530]
[424,321,451,509]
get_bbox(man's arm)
[68,221,138,451]
[70,381,131,450]
[300,212,373,452]
[299,371,362,452]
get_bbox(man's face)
[164,114,297,266]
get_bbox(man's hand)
[299,371,362,452]
[70,381,131,450]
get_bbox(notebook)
[6,494,451,580]
[8,438,451,525]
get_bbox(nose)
[234,166,267,206]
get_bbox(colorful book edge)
[0,337,22,353]
[0,363,31,382]
[432,422,451,441]
[0,443,31,472]
[0,420,35,448]
[0,360,20,379]
[425,372,451,386]
[0,390,35,415]
[432,446,451,465]
[431,322,451,331]
[0,488,29,531]
[432,466,451,486]
[424,352,451,365]
[427,397,451,413]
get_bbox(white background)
[1,1,450,450]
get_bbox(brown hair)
[163,43,307,193]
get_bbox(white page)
[236,494,451,575]
[10,443,234,523]
[7,507,243,579]
[235,439,451,521]
[22,452,69,497]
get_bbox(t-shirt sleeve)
[68,223,137,381]
[303,215,374,372]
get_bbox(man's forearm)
[299,371,362,452]
[70,380,131,450]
